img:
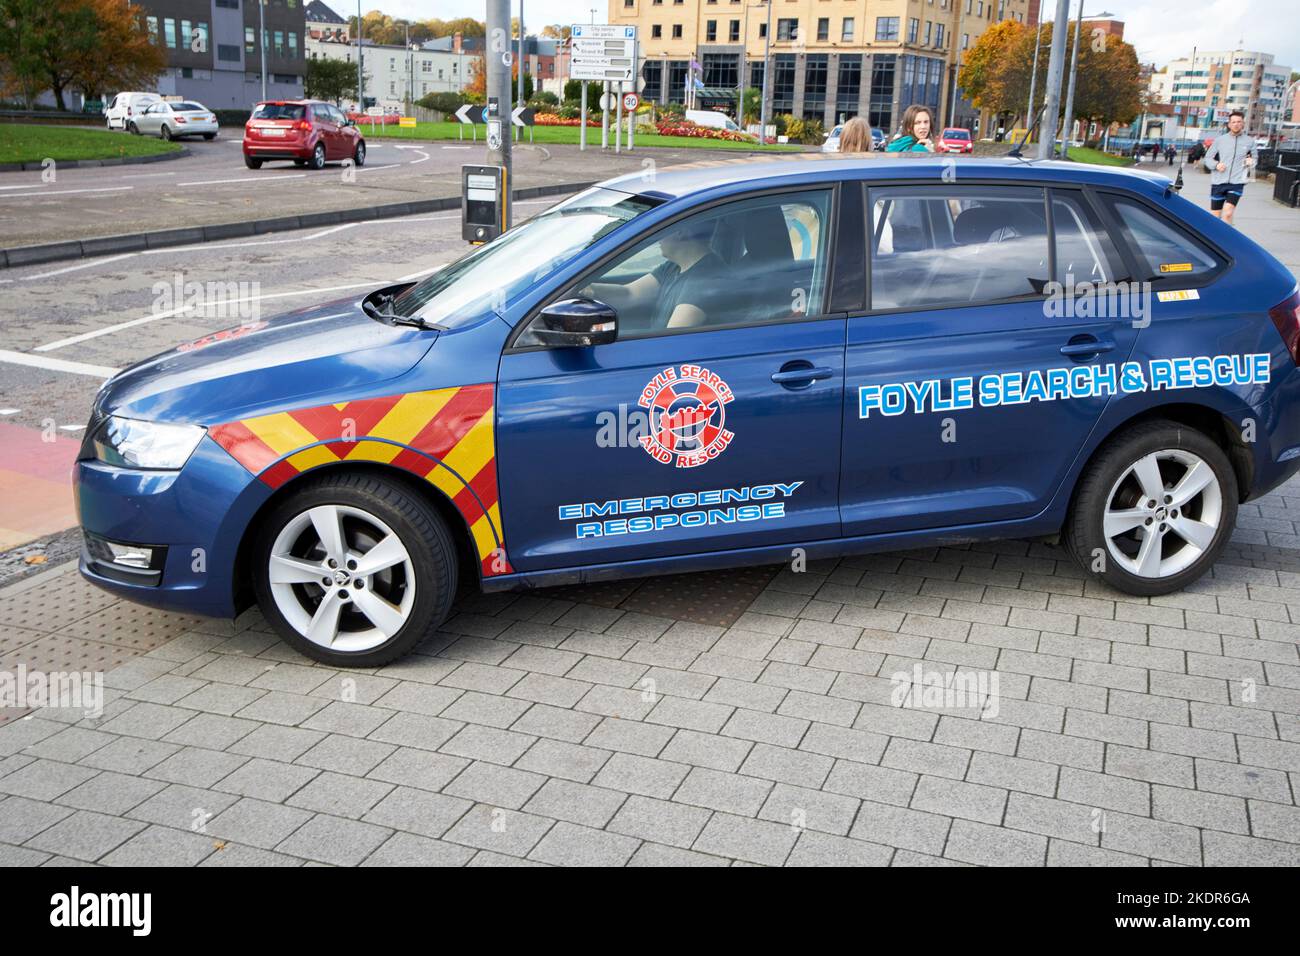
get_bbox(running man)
[1204,110,1254,225]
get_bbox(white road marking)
[177,174,307,186]
[396,264,445,281]
[35,280,384,352]
[0,350,120,378]
[356,164,400,172]
[0,408,19,415]
[0,186,133,199]
[441,146,472,150]
[23,255,136,280]
[58,424,85,431]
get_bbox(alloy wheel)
[267,504,416,652]
[1102,448,1223,579]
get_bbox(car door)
[139,103,164,135]
[314,105,339,158]
[840,182,1141,536]
[496,186,847,572]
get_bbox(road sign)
[599,91,614,111]
[365,106,384,116]
[622,92,639,112]
[570,24,637,82]
[399,116,416,128]
[511,106,535,127]
[454,103,478,124]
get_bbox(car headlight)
[92,416,206,470]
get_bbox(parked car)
[242,100,366,170]
[938,127,974,153]
[133,99,218,141]
[871,127,886,151]
[104,92,161,132]
[76,158,1300,666]
[822,124,885,153]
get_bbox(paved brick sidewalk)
[2,475,1299,866]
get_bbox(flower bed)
[653,120,756,143]
[535,113,600,127]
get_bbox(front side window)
[869,185,1050,310]
[394,188,659,329]
[558,190,833,340]
[1104,195,1222,281]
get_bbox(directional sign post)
[573,25,637,153]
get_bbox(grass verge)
[354,119,804,151]
[0,123,183,164]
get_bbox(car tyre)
[252,472,459,667]
[243,155,262,169]
[309,142,326,170]
[203,133,216,141]
[127,121,139,135]
[161,124,173,140]
[354,140,366,167]
[1064,420,1238,596]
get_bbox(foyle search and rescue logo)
[637,364,735,468]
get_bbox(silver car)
[133,100,219,141]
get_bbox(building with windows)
[306,36,472,110]
[135,0,306,108]
[608,0,1032,134]
[306,0,349,41]
[1146,49,1293,140]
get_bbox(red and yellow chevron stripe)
[209,384,511,576]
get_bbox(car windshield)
[944,130,970,140]
[252,103,305,120]
[389,187,660,327]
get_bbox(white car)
[134,100,219,141]
[104,92,162,132]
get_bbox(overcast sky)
[361,0,1298,69]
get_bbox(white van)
[105,92,163,132]
[685,110,743,133]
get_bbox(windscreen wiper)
[363,292,446,331]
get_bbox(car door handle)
[1059,335,1116,358]
[771,365,835,386]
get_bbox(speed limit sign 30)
[622,92,639,112]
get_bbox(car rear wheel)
[161,124,173,140]
[309,142,326,170]
[354,141,366,167]
[127,121,139,135]
[203,133,216,141]
[244,155,262,169]
[252,472,458,667]
[1065,420,1238,596]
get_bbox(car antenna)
[1008,105,1046,160]
[1167,160,1185,196]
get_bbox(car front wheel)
[1065,420,1238,595]
[252,472,458,667]
[354,140,366,167]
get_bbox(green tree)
[304,57,360,104]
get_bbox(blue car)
[76,157,1300,666]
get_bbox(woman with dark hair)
[886,105,936,152]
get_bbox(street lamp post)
[1060,5,1113,158]
[259,0,267,102]
[759,0,772,143]
[948,3,967,128]
[1026,18,1043,133]
[355,1,363,111]
[1037,0,1071,160]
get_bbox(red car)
[938,127,974,153]
[243,100,366,170]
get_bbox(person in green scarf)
[885,105,937,153]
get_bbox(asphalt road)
[0,133,755,249]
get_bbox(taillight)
[1268,288,1300,365]
[175,116,187,123]
[294,120,311,132]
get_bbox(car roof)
[604,155,1173,201]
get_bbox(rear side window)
[869,185,1050,310]
[252,103,305,120]
[1104,195,1222,281]
[1051,190,1123,285]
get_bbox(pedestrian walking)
[837,117,872,155]
[885,105,936,152]
[1204,110,1254,225]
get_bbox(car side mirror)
[531,297,617,347]
[345,117,356,127]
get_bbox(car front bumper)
[74,436,272,618]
